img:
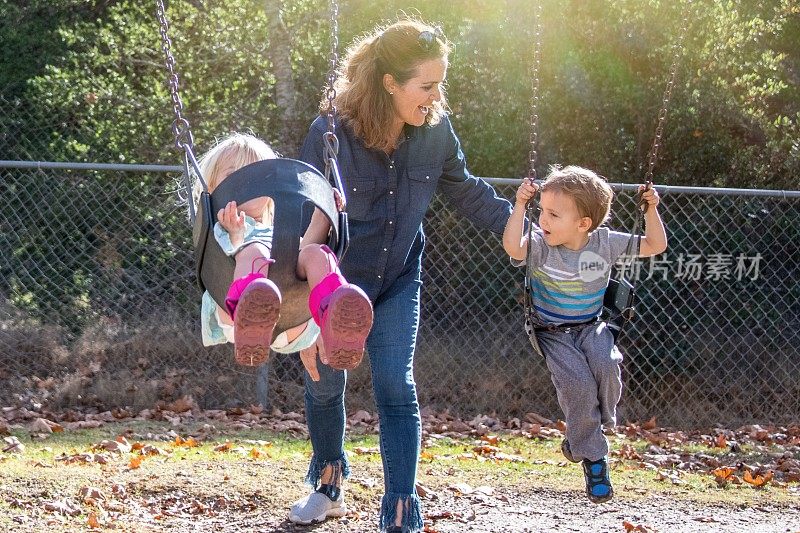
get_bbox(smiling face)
[384,58,448,130]
[538,190,593,249]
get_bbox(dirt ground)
[3,407,800,532]
[149,485,800,533]
[5,452,800,533]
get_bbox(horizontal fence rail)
[1,159,798,427]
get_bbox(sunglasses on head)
[417,27,444,50]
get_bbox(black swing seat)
[192,158,342,339]
[602,275,635,343]
[525,270,635,357]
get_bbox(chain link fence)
[2,97,799,428]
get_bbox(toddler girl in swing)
[503,165,667,504]
[195,133,373,373]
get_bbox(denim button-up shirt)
[300,114,512,301]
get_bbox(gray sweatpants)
[537,321,623,462]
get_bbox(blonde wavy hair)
[322,18,452,153]
[193,133,277,224]
[541,166,614,232]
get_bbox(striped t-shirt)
[512,227,638,325]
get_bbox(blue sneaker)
[582,457,614,503]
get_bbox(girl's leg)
[299,244,373,370]
[217,242,274,326]
[368,280,423,532]
[225,242,281,366]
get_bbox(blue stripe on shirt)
[531,279,607,301]
[533,291,603,311]
[534,304,603,322]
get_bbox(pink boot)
[226,273,281,367]
[309,272,373,370]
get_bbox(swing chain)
[322,0,346,211]
[642,1,691,189]
[527,2,543,183]
[155,0,194,152]
[523,2,544,333]
[324,0,339,138]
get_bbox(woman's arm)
[436,118,513,234]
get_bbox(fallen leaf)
[415,482,436,499]
[448,482,474,495]
[694,516,720,523]
[214,441,234,452]
[140,444,169,456]
[87,512,101,528]
[78,486,106,502]
[656,470,684,485]
[2,436,25,453]
[30,418,63,434]
[623,520,653,532]
[743,469,773,488]
[480,435,499,445]
[642,416,658,431]
[419,451,436,461]
[473,445,501,456]
[111,484,127,499]
[166,395,196,413]
[353,446,380,455]
[249,447,268,459]
[128,456,144,469]
[43,499,81,516]
[95,438,131,454]
[712,466,736,485]
[173,436,199,448]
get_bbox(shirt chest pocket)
[343,176,378,221]
[407,166,439,207]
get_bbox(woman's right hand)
[217,201,246,248]
[515,179,540,206]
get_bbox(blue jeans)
[304,279,422,530]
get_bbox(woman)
[291,18,512,533]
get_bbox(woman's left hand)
[299,336,328,381]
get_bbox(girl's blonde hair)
[193,133,277,223]
[541,165,614,232]
[323,18,451,153]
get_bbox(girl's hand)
[217,201,246,247]
[515,179,540,206]
[638,185,661,209]
[332,189,345,212]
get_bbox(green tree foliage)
[4,0,796,188]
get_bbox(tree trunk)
[264,1,301,157]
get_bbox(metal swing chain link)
[324,0,339,142]
[322,0,345,211]
[156,0,194,152]
[641,1,691,199]
[527,2,543,183]
[524,2,544,325]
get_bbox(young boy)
[503,166,667,503]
